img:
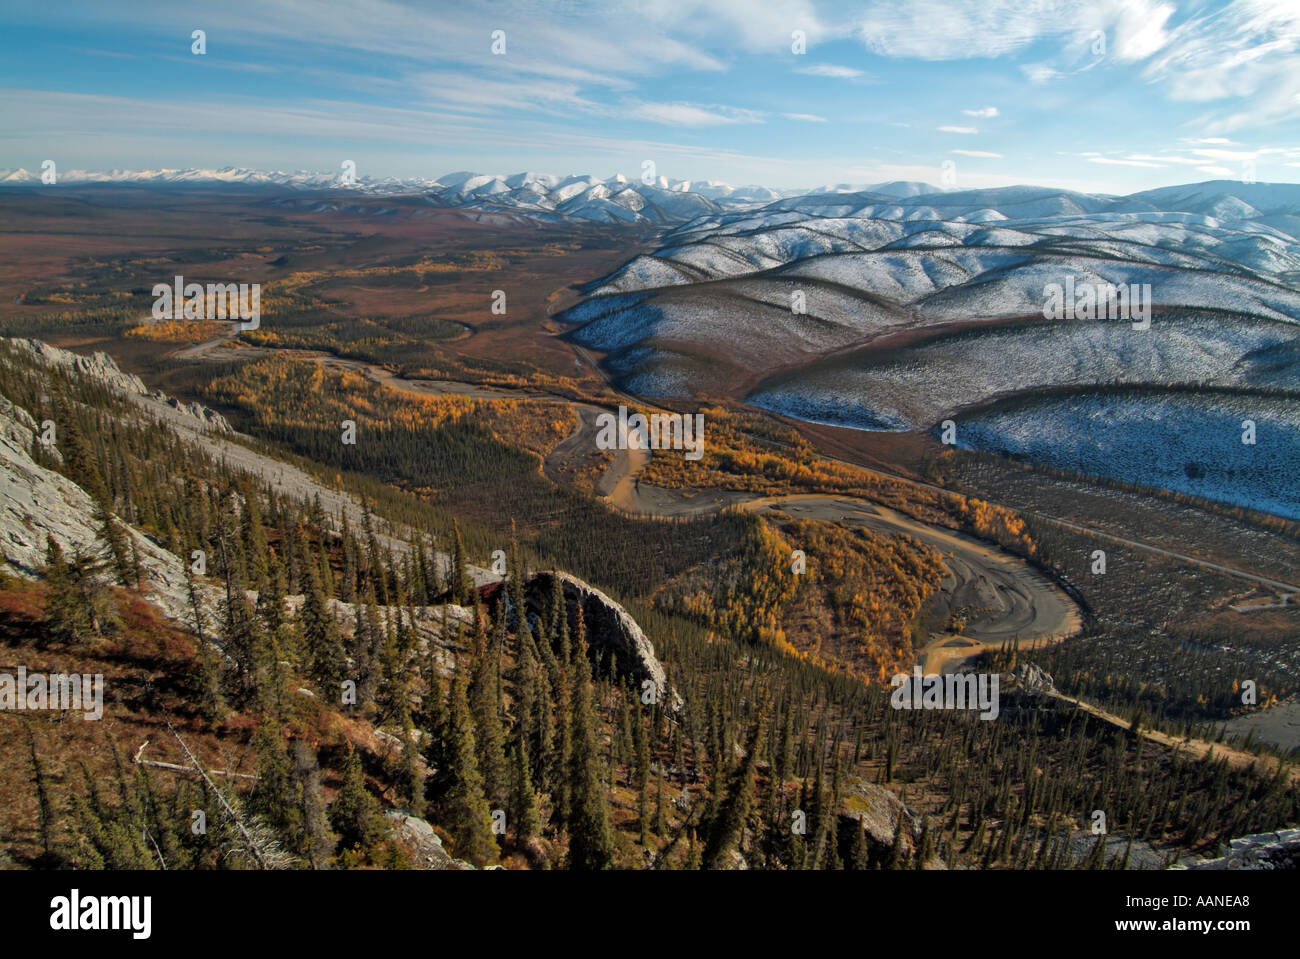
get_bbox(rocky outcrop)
[0,387,216,625]
[9,337,232,434]
[1014,662,1055,692]
[526,571,680,710]
[1173,828,1300,870]
[9,337,148,395]
[0,392,44,454]
[384,810,475,870]
[151,391,233,433]
[843,781,919,850]
[837,781,946,869]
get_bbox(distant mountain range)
[4,166,1297,233]
[0,165,980,225]
[0,166,793,224]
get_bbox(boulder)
[385,810,475,870]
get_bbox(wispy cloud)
[411,71,602,117]
[796,63,869,79]
[1143,0,1300,131]
[630,101,765,126]
[4,0,1296,193]
[1087,156,1165,167]
[853,0,1174,61]
[1021,63,1060,83]
[1189,146,1261,162]
[1126,154,1202,165]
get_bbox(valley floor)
[170,327,1085,667]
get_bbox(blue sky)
[2,0,1298,194]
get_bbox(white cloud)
[938,125,978,134]
[1106,0,1177,61]
[854,0,1174,61]
[635,0,829,54]
[412,71,601,116]
[1143,0,1300,131]
[1021,63,1061,82]
[953,149,1003,158]
[0,85,799,181]
[630,101,765,126]
[1190,147,1260,162]
[783,112,828,122]
[1126,154,1202,165]
[1197,165,1234,176]
[796,64,867,79]
[1087,156,1164,167]
[962,106,999,118]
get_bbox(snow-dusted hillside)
[749,312,1300,431]
[555,178,1300,515]
[558,180,1300,399]
[952,391,1300,519]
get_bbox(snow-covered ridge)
[0,166,787,226]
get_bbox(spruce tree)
[886,810,910,870]
[565,609,616,870]
[249,717,297,836]
[703,717,762,869]
[331,747,385,855]
[421,658,449,782]
[300,559,347,696]
[292,741,332,869]
[506,520,528,652]
[510,740,542,844]
[635,701,652,846]
[449,519,469,604]
[95,502,135,588]
[443,666,498,867]
[185,566,226,721]
[469,607,509,808]
[395,706,426,818]
[43,535,89,645]
[27,725,55,864]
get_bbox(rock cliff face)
[0,338,238,624]
[0,386,208,624]
[526,571,680,710]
